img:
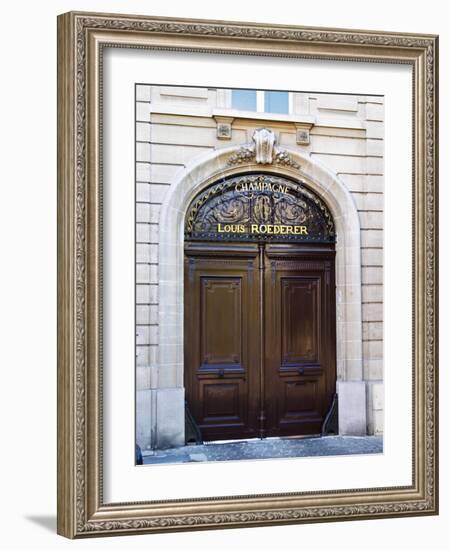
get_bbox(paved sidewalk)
[142,435,383,465]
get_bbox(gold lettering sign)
[235,181,290,194]
[218,223,308,235]
[185,174,336,243]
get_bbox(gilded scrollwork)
[185,174,335,242]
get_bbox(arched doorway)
[184,173,336,441]
[149,142,366,450]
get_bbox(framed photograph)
[57,11,438,538]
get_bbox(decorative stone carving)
[296,128,310,145]
[226,141,301,171]
[273,150,302,170]
[252,128,276,163]
[217,123,232,139]
[214,115,234,140]
[227,146,255,166]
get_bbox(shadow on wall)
[24,515,56,533]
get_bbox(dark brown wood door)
[263,245,336,437]
[184,243,336,441]
[184,243,261,441]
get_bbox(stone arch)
[154,144,365,447]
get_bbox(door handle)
[297,367,305,375]
[218,369,225,378]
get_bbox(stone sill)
[147,103,315,126]
[147,104,365,131]
[212,108,315,127]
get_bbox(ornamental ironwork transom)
[184,174,335,243]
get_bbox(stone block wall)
[135,85,384,450]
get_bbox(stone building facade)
[135,84,384,451]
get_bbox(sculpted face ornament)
[252,128,276,164]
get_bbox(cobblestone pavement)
[142,435,383,465]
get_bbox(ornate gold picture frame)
[57,11,438,538]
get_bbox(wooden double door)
[184,242,336,441]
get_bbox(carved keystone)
[252,128,276,164]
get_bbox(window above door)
[231,89,290,114]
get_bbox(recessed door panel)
[281,277,320,365]
[202,382,241,420]
[200,278,242,368]
[284,380,318,414]
[278,379,323,434]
